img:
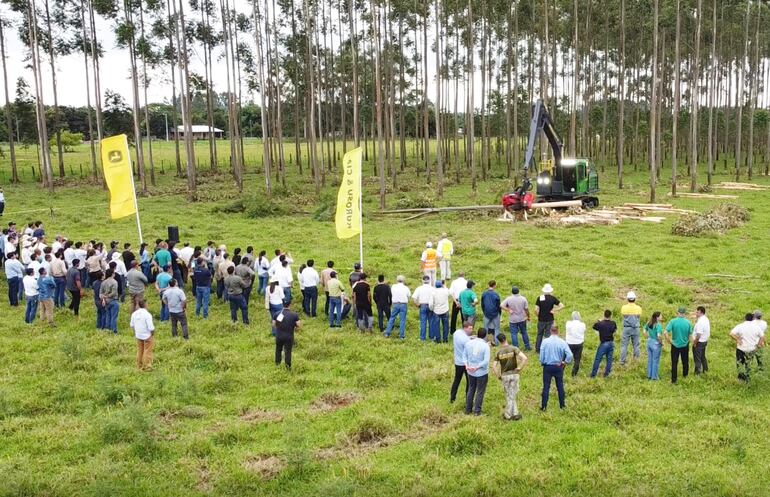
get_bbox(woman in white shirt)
[565,311,586,377]
[265,278,285,336]
[255,250,270,295]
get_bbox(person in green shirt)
[665,307,692,383]
[459,280,478,326]
[644,311,663,380]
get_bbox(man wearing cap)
[430,280,451,343]
[384,275,411,339]
[436,233,454,282]
[665,307,693,383]
[449,272,468,331]
[481,280,502,344]
[619,291,643,365]
[539,325,573,410]
[501,286,531,350]
[459,280,479,327]
[752,310,766,371]
[730,313,766,382]
[126,260,149,314]
[692,306,711,375]
[420,242,438,286]
[534,284,564,353]
[412,275,434,341]
[349,262,363,287]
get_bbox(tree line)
[1,0,769,205]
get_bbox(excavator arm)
[522,99,563,178]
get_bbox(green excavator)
[502,99,599,212]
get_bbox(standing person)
[66,259,83,316]
[325,271,344,328]
[590,310,617,378]
[449,272,468,331]
[459,281,478,326]
[412,275,434,341]
[266,278,286,335]
[300,260,320,317]
[126,261,149,314]
[0,187,4,216]
[23,268,39,324]
[420,242,438,285]
[92,271,106,330]
[255,250,270,296]
[450,321,474,403]
[152,242,172,271]
[619,291,643,365]
[436,232,454,282]
[273,301,302,370]
[539,325,573,411]
[692,306,711,375]
[192,257,212,318]
[275,259,294,305]
[373,275,392,333]
[235,257,256,305]
[100,269,120,334]
[50,251,67,308]
[130,300,155,371]
[384,275,411,339]
[155,266,173,322]
[430,280,451,343]
[224,265,249,325]
[464,328,491,415]
[37,268,56,327]
[534,284,564,353]
[213,250,227,301]
[730,313,766,382]
[139,243,152,281]
[348,262,363,288]
[85,249,106,286]
[501,286,531,350]
[121,243,136,270]
[644,311,664,380]
[481,281,502,344]
[492,334,528,421]
[352,273,373,332]
[162,279,189,339]
[665,307,693,384]
[320,261,335,316]
[4,252,24,306]
[565,311,586,377]
[297,263,307,314]
[752,310,766,371]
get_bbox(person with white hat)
[534,283,563,353]
[620,291,643,365]
[436,233,454,282]
[420,241,438,286]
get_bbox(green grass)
[1,144,770,496]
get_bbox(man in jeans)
[163,279,189,339]
[450,321,474,403]
[534,284,564,353]
[326,271,344,328]
[224,265,249,325]
[273,301,302,370]
[590,310,617,377]
[66,259,83,316]
[619,291,642,365]
[730,313,766,382]
[492,334,528,420]
[126,260,149,314]
[481,280,502,344]
[300,260,320,317]
[384,275,411,339]
[373,275,391,333]
[192,257,212,318]
[100,268,120,334]
[430,280,451,343]
[665,306,692,383]
[4,252,24,306]
[23,268,39,324]
[539,325,573,410]
[692,306,710,374]
[49,251,67,308]
[412,275,434,341]
[501,286,531,350]
[37,267,56,327]
[464,328,491,415]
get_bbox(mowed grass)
[1,144,770,496]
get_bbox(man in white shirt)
[430,280,451,343]
[730,313,766,382]
[384,275,411,339]
[269,250,293,275]
[436,233,454,282]
[300,259,320,317]
[412,275,434,342]
[275,259,294,305]
[130,300,156,371]
[449,272,468,332]
[692,306,711,375]
[177,243,195,266]
[23,268,39,324]
[51,235,64,254]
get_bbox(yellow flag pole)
[358,150,363,270]
[123,135,144,245]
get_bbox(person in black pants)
[66,259,83,316]
[373,275,392,333]
[273,301,302,370]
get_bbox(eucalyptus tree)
[0,15,19,182]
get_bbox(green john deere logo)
[108,150,123,163]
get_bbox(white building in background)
[173,125,224,140]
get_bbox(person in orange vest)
[421,242,438,286]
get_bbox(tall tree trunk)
[372,0,386,208]
[303,0,320,193]
[616,0,625,188]
[706,0,716,185]
[348,0,359,146]
[672,0,681,195]
[43,0,64,178]
[165,0,182,175]
[747,5,760,181]
[649,0,659,203]
[29,0,54,190]
[736,1,750,181]
[124,1,147,194]
[138,1,155,186]
[202,2,217,171]
[78,0,97,178]
[689,0,702,191]
[176,0,196,199]
[0,18,19,183]
[422,0,430,181]
[253,0,271,193]
[569,0,578,155]
[434,0,443,197]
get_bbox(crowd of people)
[1,222,766,417]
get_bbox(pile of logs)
[667,192,738,199]
[545,203,694,226]
[716,182,770,191]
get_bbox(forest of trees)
[1,0,770,205]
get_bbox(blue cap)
[435,281,443,288]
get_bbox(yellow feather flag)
[335,147,363,239]
[100,134,138,220]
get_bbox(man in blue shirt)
[192,257,212,318]
[4,252,24,306]
[539,325,574,411]
[450,321,474,403]
[481,280,502,344]
[464,328,491,415]
[37,268,56,327]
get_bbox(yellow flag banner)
[335,147,363,239]
[100,134,137,220]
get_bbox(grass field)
[1,141,770,496]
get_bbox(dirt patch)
[310,392,359,413]
[238,407,283,423]
[242,455,285,480]
[196,463,213,492]
[420,407,449,427]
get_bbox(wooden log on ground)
[667,192,739,199]
[717,182,770,189]
[383,199,581,216]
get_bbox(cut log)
[668,192,738,199]
[704,273,759,279]
[717,182,770,189]
[381,199,581,216]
